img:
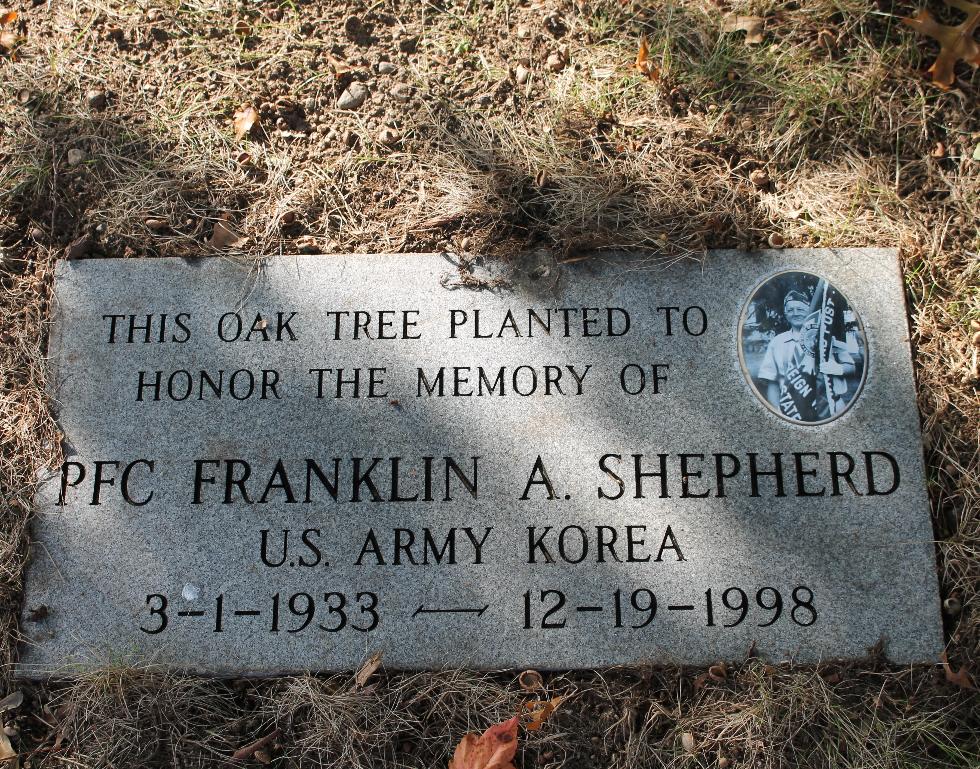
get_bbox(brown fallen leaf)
[354,651,383,690]
[0,690,23,714]
[523,696,565,731]
[448,716,518,769]
[324,51,352,78]
[816,28,838,56]
[903,0,980,89]
[819,666,842,685]
[681,732,696,753]
[941,652,976,690]
[0,11,21,57]
[209,214,246,249]
[231,728,281,761]
[708,662,727,682]
[722,15,765,45]
[0,730,17,769]
[635,34,660,81]
[232,104,260,140]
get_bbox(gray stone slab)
[18,249,942,675]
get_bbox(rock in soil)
[377,127,400,146]
[749,168,770,188]
[344,15,371,45]
[85,89,107,110]
[337,83,369,110]
[390,83,413,103]
[546,53,565,72]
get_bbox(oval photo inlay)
[739,271,867,425]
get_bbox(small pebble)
[515,65,530,85]
[343,15,363,41]
[296,235,319,253]
[86,89,107,110]
[749,168,770,188]
[376,61,397,75]
[377,127,400,146]
[389,83,413,102]
[337,83,369,110]
[546,53,565,72]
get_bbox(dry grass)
[412,105,771,258]
[669,662,980,769]
[9,664,976,768]
[0,258,58,674]
[261,669,566,768]
[35,669,246,767]
[0,0,978,766]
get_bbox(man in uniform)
[757,286,857,421]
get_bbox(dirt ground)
[0,0,978,767]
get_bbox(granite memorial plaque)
[19,249,943,675]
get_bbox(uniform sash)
[777,279,848,421]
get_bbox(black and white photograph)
[740,271,867,424]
